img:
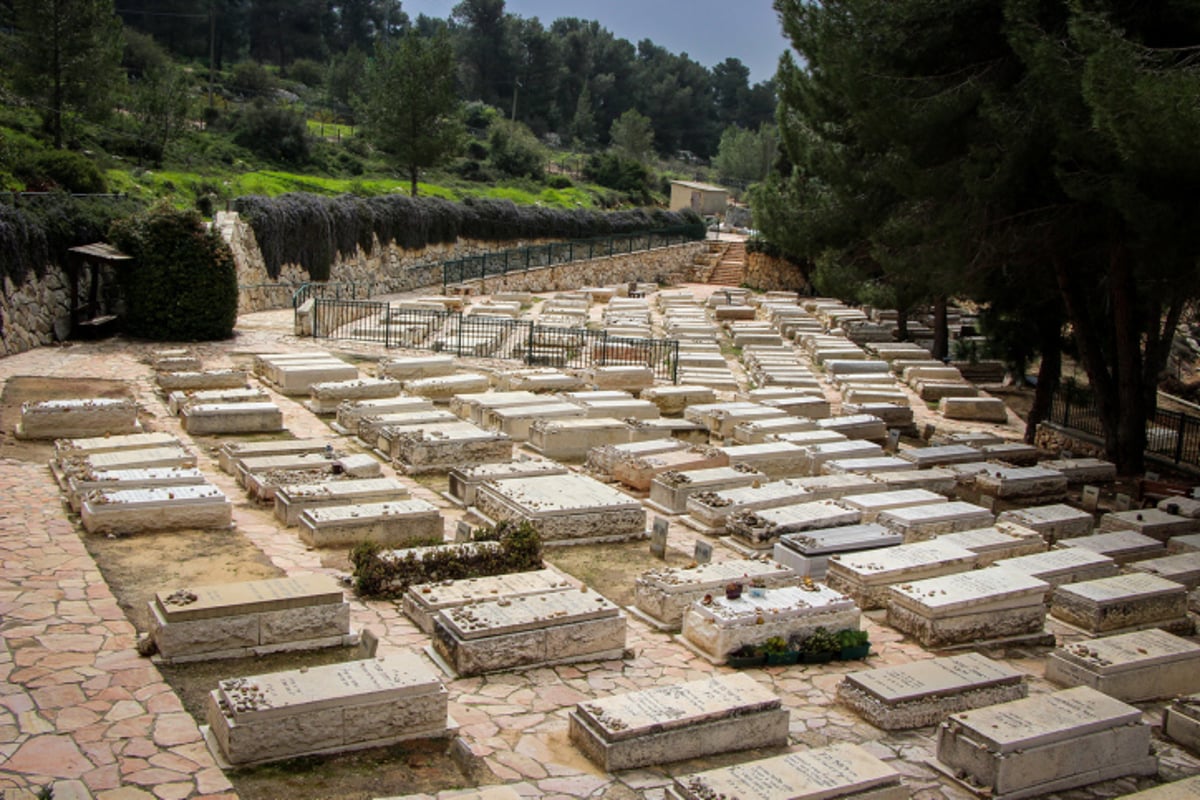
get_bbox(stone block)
[1046,628,1200,701]
[273,477,410,527]
[997,503,1094,544]
[181,402,283,435]
[632,558,798,629]
[838,653,1026,730]
[886,566,1049,647]
[877,501,994,542]
[569,674,789,771]
[1050,573,1192,635]
[402,569,577,633]
[1100,508,1200,541]
[80,484,231,534]
[156,369,248,391]
[939,396,1010,423]
[1059,530,1167,564]
[298,499,443,548]
[17,397,140,439]
[933,686,1156,800]
[475,472,646,545]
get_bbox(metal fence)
[292,280,382,308]
[441,226,701,291]
[1049,382,1200,466]
[310,299,680,382]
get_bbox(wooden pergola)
[66,242,131,337]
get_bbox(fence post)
[1176,412,1187,465]
[455,312,463,357]
[1061,384,1072,429]
[526,321,536,365]
[600,330,608,366]
[312,299,320,338]
[671,340,679,384]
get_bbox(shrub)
[487,119,545,180]
[351,520,543,598]
[109,204,238,340]
[547,174,573,190]
[287,58,325,88]
[16,150,108,193]
[229,61,275,98]
[232,104,311,165]
[584,152,652,200]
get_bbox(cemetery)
[8,277,1200,800]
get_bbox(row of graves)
[23,292,1200,800]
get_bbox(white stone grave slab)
[838,489,946,523]
[81,484,232,534]
[1165,696,1200,755]
[475,472,646,544]
[529,417,632,461]
[937,525,1045,565]
[298,499,442,548]
[148,573,351,662]
[404,373,491,401]
[993,547,1118,590]
[452,391,542,425]
[273,477,410,526]
[446,460,568,507]
[1050,573,1192,635]
[1046,627,1200,701]
[1100,508,1200,541]
[612,446,730,492]
[157,369,247,392]
[54,432,179,463]
[666,742,906,800]
[204,652,449,765]
[378,355,456,381]
[402,569,577,633]
[168,388,269,416]
[877,501,994,542]
[66,466,206,512]
[727,499,863,550]
[647,466,764,515]
[1129,551,1200,589]
[826,539,979,610]
[569,673,788,770]
[1058,530,1167,564]
[217,438,330,474]
[388,424,513,475]
[997,503,1095,544]
[632,557,799,629]
[933,686,1156,800]
[1040,457,1117,485]
[681,585,860,663]
[430,587,626,675]
[886,567,1050,647]
[972,465,1068,501]
[182,402,284,435]
[306,377,403,414]
[17,397,140,439]
[838,652,1026,730]
[939,396,1010,423]
[773,524,902,579]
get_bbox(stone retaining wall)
[219,212,706,312]
[0,266,72,357]
[1034,422,1109,459]
[744,252,811,294]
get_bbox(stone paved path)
[1,289,1199,800]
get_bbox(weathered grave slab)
[205,652,449,766]
[1129,551,1200,589]
[217,438,329,474]
[1050,573,1193,635]
[273,477,410,526]
[81,484,232,534]
[298,499,442,548]
[446,460,568,507]
[996,504,1094,544]
[838,489,947,523]
[402,569,577,633]
[181,402,283,435]
[1100,508,1200,541]
[17,398,140,439]
[727,499,863,550]
[1058,530,1167,564]
[838,652,1026,730]
[430,587,626,675]
[66,466,207,512]
[632,558,799,629]
[148,574,352,662]
[937,525,1046,565]
[647,465,763,515]
[475,473,646,544]
[877,501,994,542]
[1046,627,1200,701]
[773,524,902,579]
[569,673,788,770]
[681,585,860,663]
[886,567,1050,647]
[933,686,1156,800]
[666,742,906,800]
[993,548,1118,590]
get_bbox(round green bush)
[110,204,238,341]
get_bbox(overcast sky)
[401,0,790,83]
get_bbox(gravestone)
[17,397,141,439]
[402,569,577,633]
[838,652,1026,730]
[773,524,903,579]
[204,653,450,766]
[430,587,626,676]
[475,473,646,545]
[993,547,1118,590]
[446,460,568,507]
[650,517,668,559]
[933,686,1156,800]
[666,742,906,800]
[1081,485,1101,511]
[1050,572,1193,635]
[825,539,979,610]
[273,477,411,527]
[694,541,712,564]
[148,574,352,662]
[298,499,443,548]
[997,504,1094,545]
[80,484,232,535]
[1164,695,1200,755]
[569,673,789,770]
[1058,530,1166,564]
[886,567,1051,647]
[633,558,798,629]
[1045,628,1200,701]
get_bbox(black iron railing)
[310,300,680,382]
[1048,382,1200,466]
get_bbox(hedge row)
[350,520,543,599]
[233,192,705,280]
[0,194,143,286]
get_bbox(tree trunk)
[409,166,419,197]
[931,296,949,361]
[1025,327,1061,444]
[895,306,909,341]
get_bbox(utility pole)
[207,0,216,109]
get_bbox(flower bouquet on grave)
[724,580,743,600]
[748,576,768,598]
[835,628,870,661]
[727,643,765,668]
[799,627,839,664]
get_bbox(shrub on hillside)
[15,150,108,193]
[234,192,705,279]
[229,61,275,98]
[584,153,652,201]
[109,204,238,340]
[232,104,310,165]
[487,119,545,180]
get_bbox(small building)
[669,181,729,215]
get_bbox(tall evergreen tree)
[360,29,464,196]
[13,0,124,149]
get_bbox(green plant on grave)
[759,636,789,656]
[836,628,869,649]
[800,627,839,655]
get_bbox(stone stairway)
[708,240,746,286]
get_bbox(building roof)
[68,243,132,261]
[670,180,728,193]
